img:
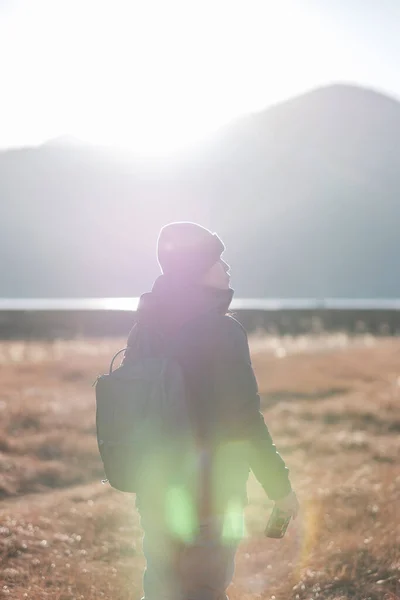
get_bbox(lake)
[1,298,400,312]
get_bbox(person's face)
[202,259,231,290]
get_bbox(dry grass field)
[0,334,399,600]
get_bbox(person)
[123,222,298,600]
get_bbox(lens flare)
[165,485,198,543]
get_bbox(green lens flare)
[165,486,198,543]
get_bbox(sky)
[1,0,400,154]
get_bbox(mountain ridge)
[1,83,400,298]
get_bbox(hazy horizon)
[2,81,400,155]
[1,0,400,155]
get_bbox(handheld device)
[265,505,291,538]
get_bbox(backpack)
[94,326,192,493]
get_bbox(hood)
[136,274,234,336]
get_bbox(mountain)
[1,83,400,299]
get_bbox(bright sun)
[69,0,275,154]
[1,0,331,155]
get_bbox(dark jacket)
[124,275,291,515]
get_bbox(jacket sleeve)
[211,316,292,500]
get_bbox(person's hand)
[274,490,299,519]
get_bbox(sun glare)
[1,0,332,154]
[67,0,278,154]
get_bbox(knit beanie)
[157,222,225,278]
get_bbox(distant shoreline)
[2,297,400,312]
